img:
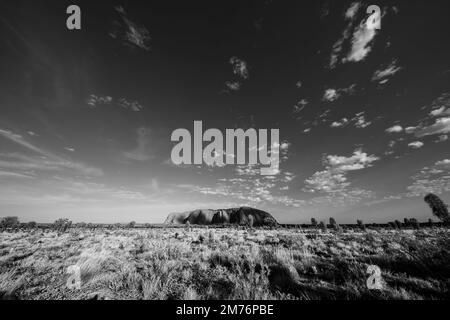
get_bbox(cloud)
[110,6,151,51]
[0,170,34,179]
[330,112,371,129]
[430,106,450,117]
[428,93,450,117]
[406,159,450,197]
[86,95,143,111]
[0,129,102,176]
[405,127,417,134]
[436,159,450,166]
[345,2,362,19]
[323,85,356,102]
[223,57,249,92]
[304,149,379,193]
[343,20,378,63]
[183,165,303,208]
[408,141,424,149]
[293,99,309,114]
[329,3,360,68]
[230,57,249,80]
[386,125,403,133]
[331,118,349,128]
[353,112,371,128]
[323,89,340,102]
[414,117,450,137]
[330,2,384,67]
[436,135,448,143]
[404,93,450,138]
[372,60,402,83]
[223,81,242,92]
[123,126,155,162]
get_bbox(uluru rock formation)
[164,207,278,227]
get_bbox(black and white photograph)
[1,0,450,306]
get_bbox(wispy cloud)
[386,125,403,133]
[408,141,424,149]
[223,57,249,93]
[292,99,309,116]
[323,85,356,102]
[304,149,379,198]
[406,159,450,197]
[0,129,102,176]
[413,117,450,137]
[372,60,402,84]
[330,2,385,67]
[229,57,249,80]
[86,95,143,111]
[110,6,151,51]
[223,81,242,92]
[323,89,340,102]
[404,93,450,138]
[123,126,155,162]
[330,112,371,129]
[343,21,378,63]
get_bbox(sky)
[1,0,450,224]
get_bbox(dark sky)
[1,0,450,223]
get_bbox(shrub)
[424,193,449,223]
[318,221,327,232]
[311,218,318,227]
[0,216,20,230]
[357,220,366,231]
[329,217,337,226]
[53,218,72,232]
[127,221,136,228]
[329,217,341,232]
[403,218,410,227]
[27,221,37,229]
[410,218,420,230]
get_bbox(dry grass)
[0,227,449,300]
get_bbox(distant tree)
[128,221,136,228]
[0,216,20,230]
[357,220,366,231]
[424,193,449,223]
[311,218,318,227]
[27,221,37,229]
[410,218,420,230]
[428,218,433,228]
[394,220,402,229]
[403,218,411,227]
[388,222,396,229]
[53,218,72,232]
[329,217,341,232]
[318,221,327,232]
[329,217,337,226]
